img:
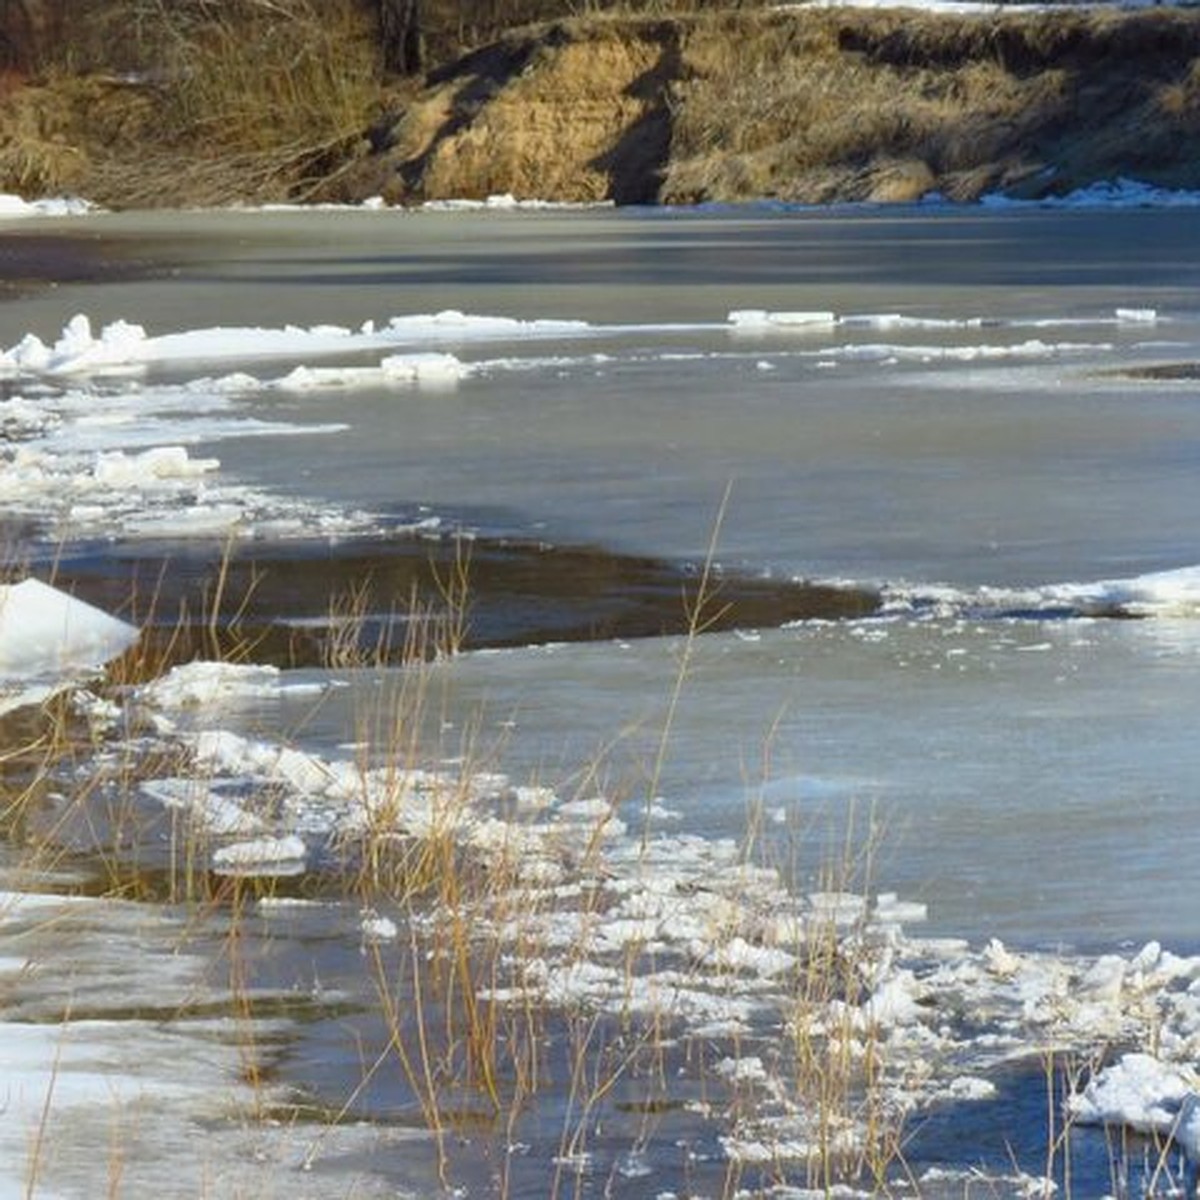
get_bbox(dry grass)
[0,0,386,206]
[367,3,1200,207]
[0,544,914,1198]
[2,0,1199,205]
[664,7,1200,203]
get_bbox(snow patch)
[0,193,94,219]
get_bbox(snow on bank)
[0,194,94,219]
[421,192,615,212]
[782,0,1200,17]
[981,176,1200,209]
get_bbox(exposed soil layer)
[356,7,1200,207]
[4,6,1200,208]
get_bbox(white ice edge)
[874,562,1200,620]
[0,578,138,686]
[0,305,1159,379]
[0,311,707,377]
[0,194,95,220]
[729,305,1158,332]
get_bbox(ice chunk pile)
[112,659,1200,1171]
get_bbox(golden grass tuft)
[663,7,1200,203]
[0,0,385,206]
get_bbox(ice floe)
[212,833,308,873]
[0,578,138,714]
[0,883,400,1199]
[139,777,267,836]
[1067,1052,1199,1142]
[274,351,468,390]
[879,561,1200,620]
[0,311,595,376]
[138,659,323,712]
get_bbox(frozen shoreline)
[5,175,1200,225]
[4,642,1200,1196]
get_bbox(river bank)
[3,4,1200,208]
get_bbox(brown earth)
[5,5,1200,208]
[353,6,1200,207]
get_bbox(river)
[2,201,1200,1198]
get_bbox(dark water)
[46,534,878,665]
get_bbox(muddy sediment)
[48,535,880,668]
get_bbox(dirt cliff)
[4,4,1200,207]
[350,6,1200,206]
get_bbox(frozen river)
[3,200,1200,1197]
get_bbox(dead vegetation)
[366,5,1200,207]
[0,0,387,206]
[1,0,1200,206]
[665,6,1200,203]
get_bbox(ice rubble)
[100,660,1200,1172]
[9,648,1200,1182]
[0,368,385,540]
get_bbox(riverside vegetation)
[0,534,919,1197]
[0,0,1199,207]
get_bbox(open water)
[3,202,1200,1198]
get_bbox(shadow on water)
[45,533,881,668]
[0,231,187,300]
[904,1055,1195,1198]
